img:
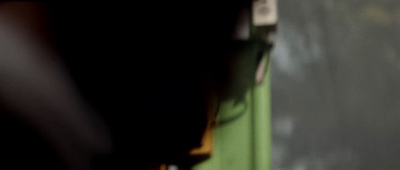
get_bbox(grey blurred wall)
[271,0,400,170]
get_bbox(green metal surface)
[194,57,271,170]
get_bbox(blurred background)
[271,0,400,170]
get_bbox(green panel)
[194,57,271,170]
[252,69,271,170]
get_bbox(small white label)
[253,0,278,26]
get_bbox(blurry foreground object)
[0,1,276,169]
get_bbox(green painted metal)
[194,56,271,170]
